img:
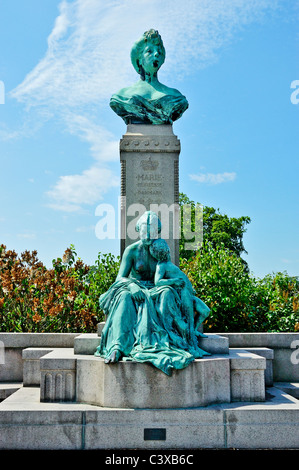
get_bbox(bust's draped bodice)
[110,93,188,125]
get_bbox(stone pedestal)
[22,348,54,386]
[76,356,231,409]
[120,124,180,265]
[40,349,76,402]
[229,349,266,402]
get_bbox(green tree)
[179,192,251,266]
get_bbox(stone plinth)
[198,334,229,355]
[242,347,274,386]
[37,347,267,407]
[76,355,231,409]
[40,349,76,402]
[74,334,100,355]
[219,332,299,382]
[120,124,180,265]
[22,348,54,386]
[229,349,266,402]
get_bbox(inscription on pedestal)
[135,157,162,203]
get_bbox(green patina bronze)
[95,212,210,375]
[110,29,189,125]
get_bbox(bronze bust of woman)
[110,29,189,125]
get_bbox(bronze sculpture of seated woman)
[95,211,210,376]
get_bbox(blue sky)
[0,0,298,278]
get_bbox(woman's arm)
[116,245,145,302]
[154,263,166,285]
[116,245,134,279]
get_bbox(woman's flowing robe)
[95,277,209,376]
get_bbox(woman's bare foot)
[104,349,122,363]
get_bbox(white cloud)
[65,113,119,163]
[46,112,119,211]
[190,172,237,185]
[0,113,48,141]
[46,165,119,212]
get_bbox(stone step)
[241,347,274,386]
[22,347,55,386]
[0,382,23,401]
[39,349,77,403]
[1,386,299,450]
[228,349,266,402]
[198,334,229,354]
[74,334,100,355]
[274,382,299,400]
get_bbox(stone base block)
[76,355,231,409]
[40,349,76,402]
[0,348,24,382]
[229,349,266,402]
[73,334,100,355]
[22,348,54,386]
[97,322,105,336]
[243,347,274,386]
[198,334,229,354]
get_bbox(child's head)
[149,239,171,262]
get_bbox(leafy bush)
[1,241,298,333]
[0,244,119,332]
[252,272,299,332]
[181,242,299,332]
